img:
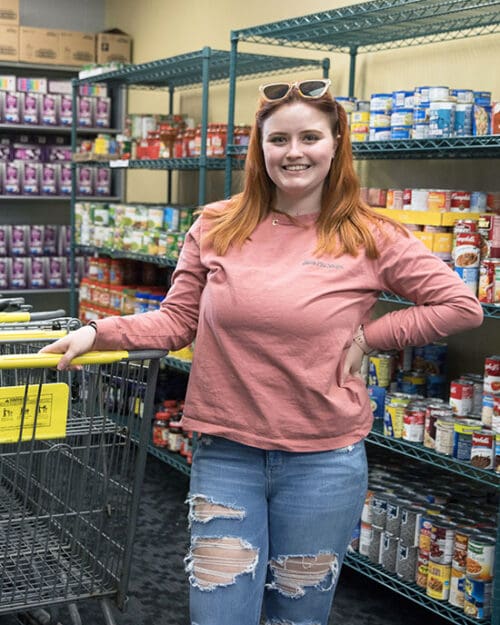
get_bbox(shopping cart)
[0,310,68,325]
[0,349,166,625]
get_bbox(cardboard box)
[19,27,60,65]
[0,0,19,25]
[60,30,95,66]
[96,29,131,64]
[0,25,18,61]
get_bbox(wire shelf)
[75,49,325,89]
[344,551,489,625]
[234,0,500,53]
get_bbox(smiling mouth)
[282,164,310,171]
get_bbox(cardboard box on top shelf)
[0,0,19,25]
[96,29,132,64]
[0,25,18,61]
[19,27,61,65]
[60,30,95,66]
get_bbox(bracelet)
[353,325,374,355]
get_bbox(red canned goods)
[478,259,500,303]
[403,188,412,209]
[403,402,426,442]
[424,404,453,449]
[450,191,471,212]
[386,188,404,210]
[430,518,457,564]
[478,213,493,259]
[489,213,500,259]
[450,380,474,416]
[454,232,482,267]
[470,429,495,469]
[454,219,478,235]
[484,355,500,394]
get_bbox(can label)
[484,355,500,394]
[478,260,499,303]
[430,521,456,564]
[449,380,474,416]
[396,543,418,582]
[464,577,492,619]
[426,562,451,600]
[402,404,425,442]
[450,191,471,212]
[471,430,494,469]
[466,535,496,580]
[449,567,465,608]
[453,529,473,571]
[368,354,393,388]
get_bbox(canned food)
[368,127,391,141]
[370,94,392,112]
[452,418,480,461]
[470,429,494,470]
[424,404,453,449]
[478,259,499,303]
[359,521,372,556]
[401,371,426,395]
[430,519,456,565]
[454,232,481,268]
[428,86,450,102]
[435,416,455,456]
[429,101,456,138]
[368,353,393,388]
[449,567,466,608]
[390,126,412,140]
[454,103,473,136]
[449,379,474,416]
[400,504,425,547]
[392,90,414,109]
[396,542,418,582]
[470,191,488,211]
[380,531,399,573]
[426,561,451,600]
[368,526,383,564]
[370,492,388,528]
[384,393,413,438]
[453,528,477,571]
[412,123,429,139]
[466,534,496,580]
[391,108,413,127]
[450,191,471,212]
[385,496,406,535]
[370,111,391,127]
[416,548,430,588]
[402,402,426,442]
[464,577,493,619]
[410,188,429,211]
[484,355,500,394]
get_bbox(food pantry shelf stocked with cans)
[366,345,500,472]
[340,87,499,142]
[75,201,193,257]
[78,256,171,322]
[355,457,497,620]
[152,399,194,466]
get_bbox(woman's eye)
[269,136,287,144]
[303,133,320,142]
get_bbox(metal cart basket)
[0,349,165,625]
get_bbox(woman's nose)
[286,139,303,157]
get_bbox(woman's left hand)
[341,341,365,385]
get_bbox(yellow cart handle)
[0,350,129,369]
[0,330,68,341]
[0,312,31,323]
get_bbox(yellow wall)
[105,0,500,206]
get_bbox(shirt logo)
[302,259,344,270]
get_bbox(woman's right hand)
[39,325,97,370]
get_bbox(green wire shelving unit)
[224,0,500,194]
[224,2,500,621]
[70,47,328,315]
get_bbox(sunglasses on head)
[259,79,332,102]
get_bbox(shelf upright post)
[493,516,500,625]
[225,31,239,199]
[348,46,357,98]
[321,57,331,79]
[70,77,79,318]
[167,84,175,204]
[198,47,211,207]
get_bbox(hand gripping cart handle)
[0,349,166,625]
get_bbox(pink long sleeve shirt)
[93,202,483,451]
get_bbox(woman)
[41,79,483,624]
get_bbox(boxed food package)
[41,162,59,195]
[0,25,18,61]
[41,93,59,125]
[17,77,47,93]
[9,224,27,255]
[43,225,58,256]
[60,30,95,66]
[28,225,44,256]
[77,96,93,127]
[95,97,111,127]
[21,92,40,125]
[10,256,28,288]
[59,94,73,126]
[47,256,66,288]
[59,163,72,195]
[22,161,41,195]
[19,27,60,65]
[77,166,94,196]
[4,160,21,194]
[3,91,20,123]
[0,257,8,288]
[96,29,131,64]
[0,0,19,25]
[0,225,8,255]
[30,257,48,288]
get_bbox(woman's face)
[261,101,336,204]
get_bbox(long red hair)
[203,86,407,258]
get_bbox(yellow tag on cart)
[0,383,69,442]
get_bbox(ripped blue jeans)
[185,435,367,625]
